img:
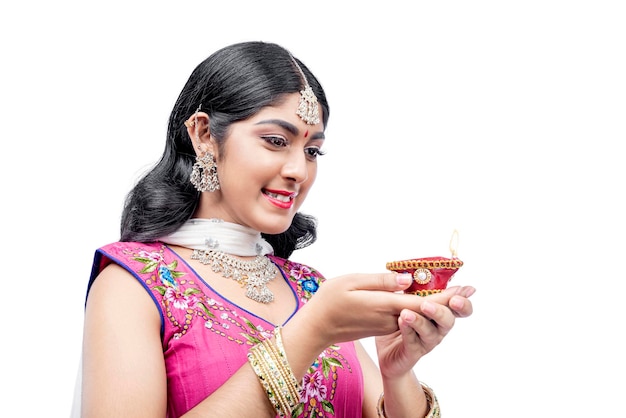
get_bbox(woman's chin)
[258,217,294,236]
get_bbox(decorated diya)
[386,231,463,296]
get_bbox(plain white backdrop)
[1,1,624,416]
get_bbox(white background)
[1,1,624,416]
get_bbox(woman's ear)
[184,111,215,156]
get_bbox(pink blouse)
[88,242,364,417]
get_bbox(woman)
[80,41,475,417]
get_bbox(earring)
[184,104,202,128]
[190,152,220,192]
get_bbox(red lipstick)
[263,188,298,209]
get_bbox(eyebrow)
[254,119,325,140]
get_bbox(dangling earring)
[190,152,220,192]
[185,104,220,192]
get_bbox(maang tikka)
[187,105,221,192]
[290,56,320,125]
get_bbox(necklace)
[191,249,276,304]
[160,218,277,304]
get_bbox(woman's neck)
[159,218,274,256]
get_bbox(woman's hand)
[374,285,476,379]
[291,272,421,351]
[283,273,474,378]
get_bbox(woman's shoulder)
[88,242,172,294]
[93,241,169,269]
[97,241,164,256]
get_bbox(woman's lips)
[263,189,298,209]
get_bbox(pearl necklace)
[160,219,277,304]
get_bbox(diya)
[386,231,463,296]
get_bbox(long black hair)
[120,41,330,259]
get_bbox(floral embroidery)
[129,247,216,337]
[124,245,274,343]
[303,370,327,402]
[240,318,273,345]
[293,345,346,417]
[272,258,323,303]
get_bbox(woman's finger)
[449,295,474,318]
[420,300,456,334]
[338,272,413,293]
[400,308,440,346]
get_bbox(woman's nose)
[281,150,309,183]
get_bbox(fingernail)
[422,300,436,315]
[396,273,412,286]
[402,311,416,323]
[450,297,464,311]
[463,287,476,297]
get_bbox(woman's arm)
[81,264,168,416]
[354,340,384,418]
[373,286,476,418]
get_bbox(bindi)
[304,130,309,138]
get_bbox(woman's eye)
[305,147,326,160]
[262,136,287,147]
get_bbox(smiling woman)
[75,41,474,418]
[190,94,325,235]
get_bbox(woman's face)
[199,93,325,234]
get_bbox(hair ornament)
[290,57,320,125]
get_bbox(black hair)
[119,41,329,259]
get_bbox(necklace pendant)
[246,284,275,304]
[191,249,276,304]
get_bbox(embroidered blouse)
[87,242,364,418]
